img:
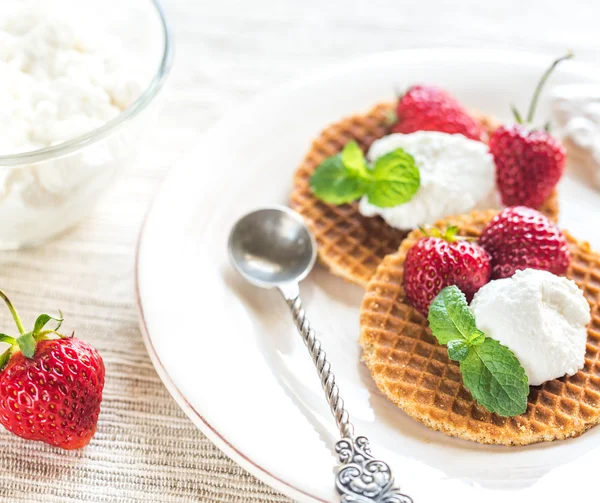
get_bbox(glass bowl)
[0,0,173,249]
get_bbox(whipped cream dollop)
[552,84,600,190]
[358,132,497,230]
[470,269,590,386]
[553,84,600,150]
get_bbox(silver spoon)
[228,206,412,503]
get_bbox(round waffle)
[359,209,600,446]
[290,103,560,287]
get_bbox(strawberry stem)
[526,52,573,123]
[0,290,26,336]
[511,105,523,124]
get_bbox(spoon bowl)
[228,206,317,289]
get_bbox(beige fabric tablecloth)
[0,155,291,502]
[1,0,600,501]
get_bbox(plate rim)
[135,219,327,502]
[135,47,600,502]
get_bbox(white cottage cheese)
[358,132,497,230]
[0,1,151,248]
[0,2,141,154]
[470,269,590,386]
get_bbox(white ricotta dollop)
[358,131,496,230]
[552,84,600,190]
[0,2,142,154]
[470,269,591,386]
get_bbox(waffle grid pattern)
[360,209,600,446]
[290,103,559,287]
[290,103,405,287]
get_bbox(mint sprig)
[428,286,529,417]
[309,141,420,208]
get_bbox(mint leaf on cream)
[309,142,420,208]
[447,339,469,362]
[468,329,485,346]
[428,285,529,417]
[341,141,368,175]
[366,149,420,208]
[309,153,367,205]
[428,286,477,344]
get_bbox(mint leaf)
[341,141,367,174]
[366,149,420,208]
[427,285,529,417]
[460,338,529,417]
[428,286,477,344]
[309,154,367,205]
[447,340,469,362]
[468,329,485,346]
[310,144,420,208]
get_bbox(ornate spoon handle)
[280,285,413,503]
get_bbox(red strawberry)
[491,124,565,208]
[403,227,492,316]
[0,292,104,450]
[479,206,570,280]
[392,85,485,141]
[491,53,571,208]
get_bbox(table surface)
[2,0,600,501]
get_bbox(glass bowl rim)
[0,0,174,167]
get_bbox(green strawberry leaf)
[444,226,459,241]
[428,286,478,344]
[460,338,529,417]
[17,333,36,359]
[366,149,420,208]
[0,349,10,370]
[309,154,367,205]
[33,312,63,336]
[0,334,16,370]
[447,339,469,362]
[0,334,16,346]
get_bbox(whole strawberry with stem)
[403,226,492,316]
[490,53,571,209]
[479,206,570,280]
[0,291,104,450]
[391,85,485,141]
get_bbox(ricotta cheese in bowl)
[0,9,141,154]
[0,0,171,248]
[358,132,498,230]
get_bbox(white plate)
[136,49,600,502]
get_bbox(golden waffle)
[360,209,600,446]
[290,103,560,287]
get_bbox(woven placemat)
[0,167,291,503]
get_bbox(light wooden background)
[1,0,599,501]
